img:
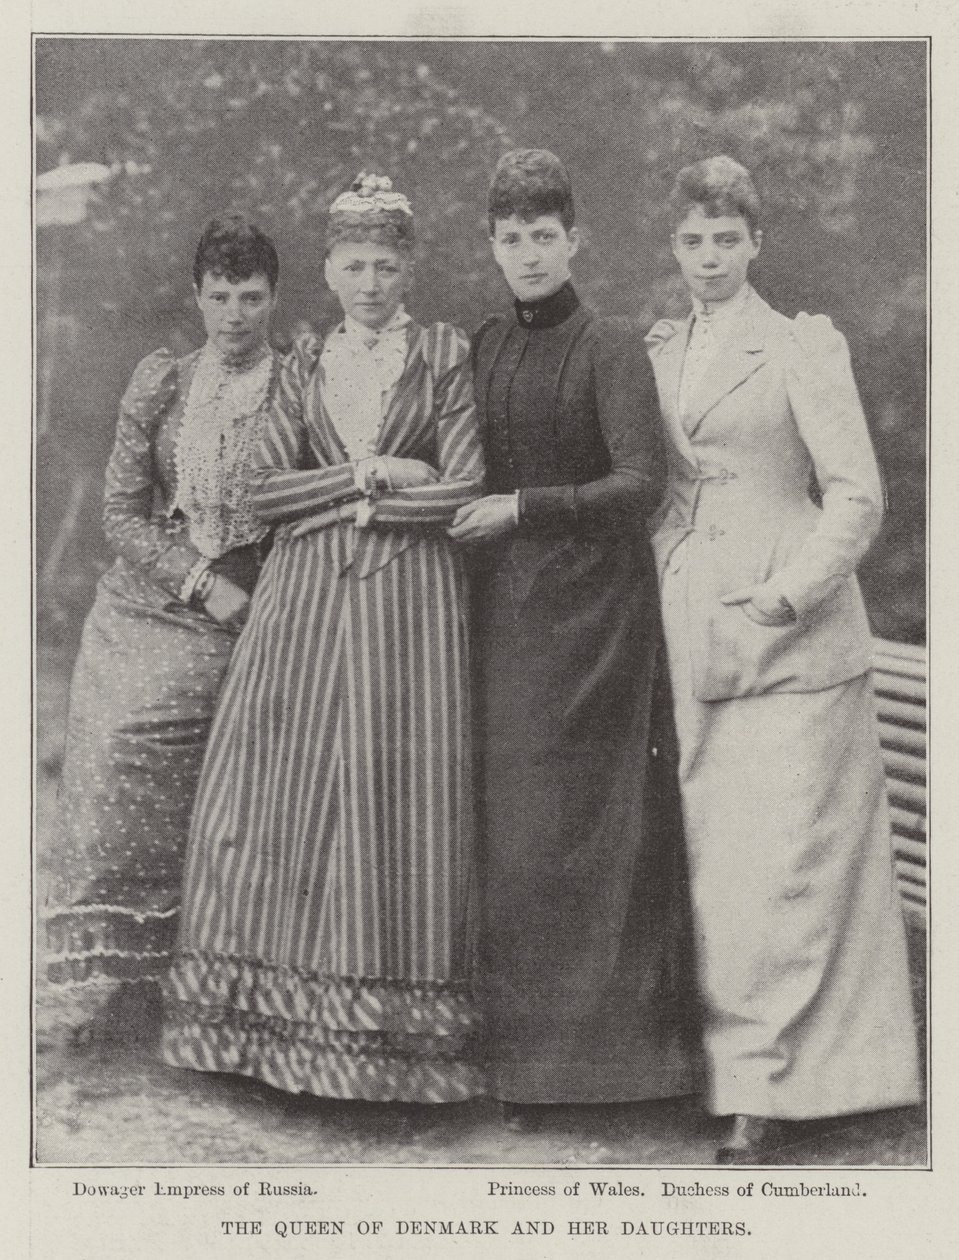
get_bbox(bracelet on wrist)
[354,458,391,498]
[193,569,216,605]
[180,557,210,604]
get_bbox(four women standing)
[46,151,920,1155]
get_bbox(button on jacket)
[646,287,884,701]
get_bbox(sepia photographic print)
[17,4,954,1256]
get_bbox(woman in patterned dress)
[44,216,282,1041]
[162,175,486,1103]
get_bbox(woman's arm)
[765,314,884,619]
[518,317,666,534]
[249,333,363,524]
[371,325,485,526]
[102,349,206,600]
[450,318,665,543]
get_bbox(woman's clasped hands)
[376,456,440,490]
[291,456,439,539]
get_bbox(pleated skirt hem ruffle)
[161,951,485,1103]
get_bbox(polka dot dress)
[43,345,276,1037]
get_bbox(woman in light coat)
[646,156,921,1163]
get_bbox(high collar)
[691,282,752,325]
[513,280,580,331]
[343,305,411,345]
[202,338,273,375]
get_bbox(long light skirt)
[661,555,921,1119]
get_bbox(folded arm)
[248,334,360,524]
[101,349,205,599]
[371,328,485,526]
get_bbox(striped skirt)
[161,525,483,1101]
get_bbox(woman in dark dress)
[450,150,698,1123]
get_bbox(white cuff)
[355,498,374,528]
[179,558,211,604]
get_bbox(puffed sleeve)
[102,348,206,597]
[248,331,361,522]
[770,314,885,618]
[519,317,666,533]
[372,323,485,525]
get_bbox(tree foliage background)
[35,39,926,647]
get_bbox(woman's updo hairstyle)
[487,149,575,234]
[324,172,415,257]
[192,214,280,292]
[667,155,762,237]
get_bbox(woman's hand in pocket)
[721,582,796,627]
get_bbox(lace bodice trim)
[172,342,274,558]
[320,307,411,460]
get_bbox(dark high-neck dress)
[471,283,700,1103]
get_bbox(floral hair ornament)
[329,172,413,217]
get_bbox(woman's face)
[324,241,413,330]
[490,214,580,303]
[194,271,276,358]
[671,207,761,306]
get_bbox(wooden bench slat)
[879,725,925,757]
[892,871,922,902]
[896,863,926,888]
[872,674,926,705]
[873,643,926,668]
[890,805,927,842]
[892,835,927,867]
[877,655,927,685]
[886,778,926,813]
[892,851,922,882]
[874,697,926,731]
[873,638,926,664]
[881,747,927,786]
[896,884,927,913]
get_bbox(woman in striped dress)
[162,175,486,1102]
